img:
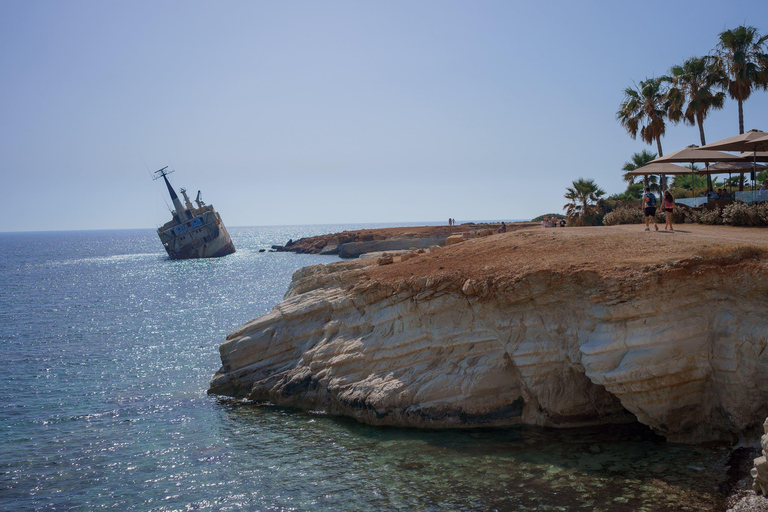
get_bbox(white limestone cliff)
[209,254,768,444]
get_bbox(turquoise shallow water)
[0,225,729,511]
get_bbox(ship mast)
[153,167,189,220]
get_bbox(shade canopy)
[738,151,768,162]
[695,161,767,175]
[698,129,768,152]
[624,162,695,176]
[653,144,745,163]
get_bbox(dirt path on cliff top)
[364,224,768,285]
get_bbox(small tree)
[610,183,644,201]
[564,178,606,226]
[622,149,657,188]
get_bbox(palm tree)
[563,178,605,226]
[610,183,645,201]
[621,149,657,187]
[617,77,670,157]
[666,56,727,193]
[715,25,768,134]
[667,56,726,146]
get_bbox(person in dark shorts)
[642,187,658,232]
[662,191,675,231]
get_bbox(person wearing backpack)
[642,187,659,232]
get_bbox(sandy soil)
[363,224,768,288]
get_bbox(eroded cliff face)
[209,228,768,444]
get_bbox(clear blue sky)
[3,0,768,231]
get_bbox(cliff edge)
[210,225,768,444]
[271,222,535,257]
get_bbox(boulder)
[754,418,768,494]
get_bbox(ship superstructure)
[154,167,235,259]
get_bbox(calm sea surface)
[0,225,730,511]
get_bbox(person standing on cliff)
[662,191,675,231]
[642,187,659,232]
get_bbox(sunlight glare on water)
[0,225,728,511]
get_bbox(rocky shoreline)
[211,224,768,509]
[269,222,535,257]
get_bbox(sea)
[0,225,734,511]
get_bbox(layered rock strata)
[210,226,768,443]
[337,237,445,258]
[270,223,532,257]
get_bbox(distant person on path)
[642,187,658,232]
[662,191,675,231]
[500,222,507,233]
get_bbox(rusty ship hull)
[157,206,235,260]
[154,167,236,260]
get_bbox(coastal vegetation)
[616,77,669,157]
[717,25,768,135]
[666,56,726,147]
[618,24,768,148]
[603,201,768,227]
[561,25,768,228]
[530,213,564,222]
[621,149,657,188]
[563,178,605,226]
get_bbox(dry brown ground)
[362,224,768,289]
[281,222,536,253]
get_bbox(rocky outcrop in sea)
[210,226,768,444]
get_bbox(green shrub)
[603,206,683,226]
[531,213,565,222]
